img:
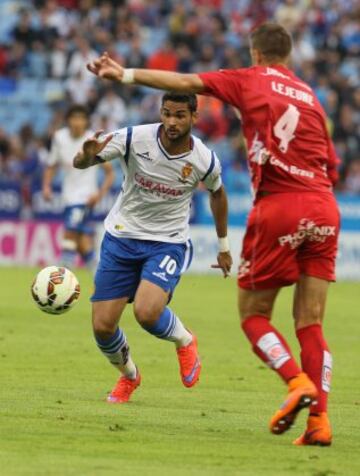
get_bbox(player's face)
[68,113,88,137]
[160,101,197,141]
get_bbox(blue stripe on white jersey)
[201,150,216,181]
[124,127,133,166]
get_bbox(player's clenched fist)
[87,52,124,82]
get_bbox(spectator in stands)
[49,37,68,79]
[93,87,127,131]
[0,0,358,208]
[344,160,360,195]
[146,41,178,71]
[12,9,37,46]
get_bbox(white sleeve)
[202,152,222,192]
[97,127,132,162]
[47,134,61,166]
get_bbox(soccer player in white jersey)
[73,92,232,403]
[43,105,114,269]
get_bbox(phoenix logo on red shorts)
[278,218,336,249]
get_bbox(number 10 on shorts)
[159,255,177,275]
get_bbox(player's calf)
[94,327,137,380]
[135,305,201,387]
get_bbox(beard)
[164,125,191,142]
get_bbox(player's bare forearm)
[42,165,56,188]
[210,185,228,238]
[132,70,204,93]
[87,52,205,92]
[210,186,232,277]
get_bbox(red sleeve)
[327,137,341,186]
[198,69,246,109]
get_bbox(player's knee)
[239,300,273,322]
[293,301,323,329]
[133,301,160,326]
[92,314,117,340]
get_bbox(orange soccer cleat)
[270,372,318,435]
[107,370,141,404]
[293,412,332,446]
[176,333,201,388]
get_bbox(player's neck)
[258,60,288,68]
[159,127,191,156]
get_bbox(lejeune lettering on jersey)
[47,127,97,206]
[97,123,222,243]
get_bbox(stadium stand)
[0,0,359,208]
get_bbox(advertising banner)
[1,221,359,280]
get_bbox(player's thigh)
[91,233,141,303]
[293,274,330,330]
[238,286,280,322]
[133,280,170,325]
[238,195,301,291]
[135,241,190,324]
[92,297,129,337]
[297,193,339,284]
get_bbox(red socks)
[296,324,332,413]
[242,315,301,382]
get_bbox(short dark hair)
[250,23,292,61]
[66,104,89,119]
[161,92,198,113]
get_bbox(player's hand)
[87,52,124,82]
[211,251,233,278]
[42,185,53,201]
[87,192,102,208]
[82,130,113,158]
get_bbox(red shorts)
[238,192,340,290]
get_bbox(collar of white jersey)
[156,125,194,160]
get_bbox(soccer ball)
[31,266,80,315]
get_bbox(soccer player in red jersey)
[87,22,340,446]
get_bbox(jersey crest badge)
[180,163,193,183]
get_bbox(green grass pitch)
[1,267,360,476]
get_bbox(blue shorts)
[91,232,193,302]
[64,205,93,235]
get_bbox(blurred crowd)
[0,0,359,197]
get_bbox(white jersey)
[48,127,97,206]
[98,123,222,243]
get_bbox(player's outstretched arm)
[73,130,113,169]
[42,165,56,201]
[209,185,233,278]
[87,52,205,93]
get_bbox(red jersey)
[199,65,340,196]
